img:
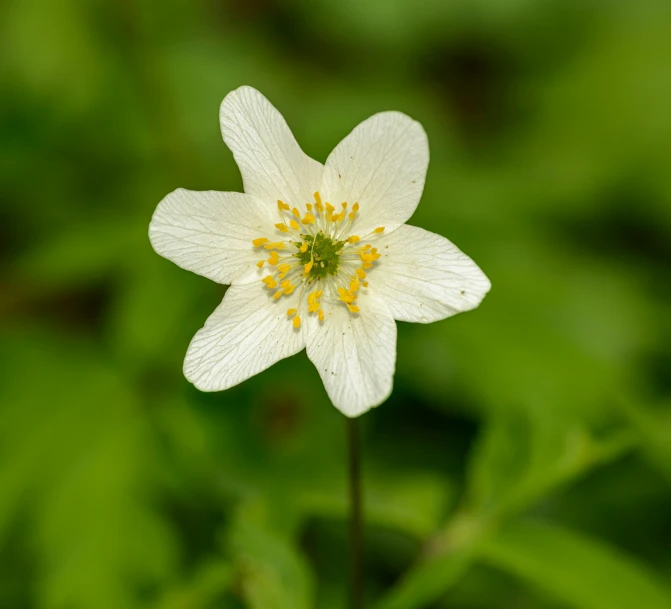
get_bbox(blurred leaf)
[465,404,636,519]
[298,470,453,539]
[481,521,671,609]
[0,329,176,609]
[155,559,233,609]
[373,544,476,609]
[228,501,315,609]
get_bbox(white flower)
[149,86,491,417]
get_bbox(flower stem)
[347,416,364,609]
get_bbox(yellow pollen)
[314,192,322,206]
[268,252,279,265]
[287,308,297,316]
[300,243,309,253]
[348,212,356,221]
[293,315,301,329]
[325,203,335,213]
[356,268,366,279]
[347,304,360,313]
[353,203,359,212]
[283,284,295,295]
[280,280,291,289]
[316,290,323,298]
[342,202,348,209]
[304,260,314,273]
[349,279,360,293]
[277,200,290,211]
[306,203,313,211]
[318,309,324,321]
[362,281,368,287]
[275,223,289,232]
[264,242,285,250]
[337,288,356,304]
[277,263,291,274]
[290,219,300,230]
[374,227,385,234]
[315,200,324,212]
[302,213,315,224]
[252,237,269,247]
[273,290,283,300]
[292,207,301,218]
[256,260,264,268]
[263,277,278,289]
[348,235,360,244]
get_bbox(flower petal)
[149,188,275,285]
[220,86,323,207]
[321,111,429,235]
[372,224,491,323]
[184,283,305,391]
[305,289,396,417]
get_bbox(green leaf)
[373,545,476,609]
[228,501,315,609]
[481,521,671,609]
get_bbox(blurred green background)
[2,0,671,608]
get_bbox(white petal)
[220,86,323,207]
[372,224,491,323]
[321,111,429,235]
[184,283,305,391]
[149,189,275,285]
[305,289,396,417]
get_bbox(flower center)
[295,232,346,280]
[251,192,384,329]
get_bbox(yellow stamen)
[252,237,269,247]
[347,304,360,313]
[283,284,295,295]
[362,281,369,287]
[292,207,301,219]
[337,288,356,304]
[302,213,315,224]
[287,308,297,316]
[275,223,289,232]
[256,260,264,268]
[342,202,348,209]
[290,219,300,231]
[277,263,291,274]
[316,290,323,298]
[264,242,285,250]
[277,200,290,211]
[325,203,335,214]
[273,290,283,300]
[306,203,313,211]
[263,277,278,289]
[268,252,279,265]
[348,212,356,221]
[300,243,309,253]
[304,260,314,273]
[280,280,291,289]
[356,268,366,279]
[352,203,359,212]
[348,235,360,244]
[374,227,385,234]
[318,309,324,321]
[293,315,301,329]
[314,192,322,206]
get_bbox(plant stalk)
[347,416,363,609]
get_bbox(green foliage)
[2,0,671,607]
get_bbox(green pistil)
[295,232,346,280]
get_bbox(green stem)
[347,416,364,609]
